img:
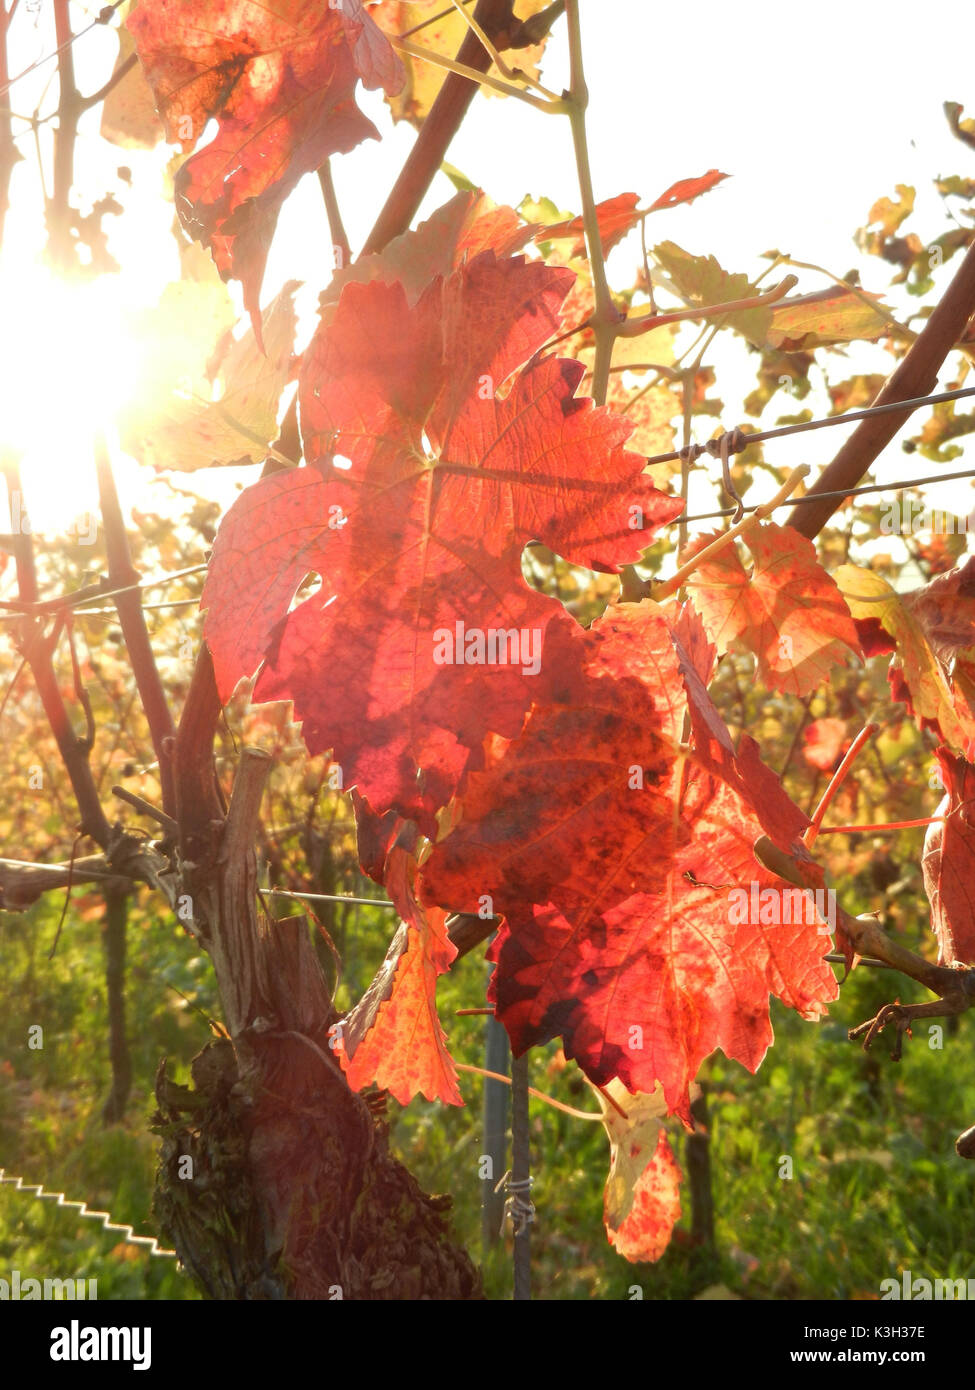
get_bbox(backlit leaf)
[128,0,404,327]
[203,236,682,829]
[593,1079,690,1264]
[683,522,862,696]
[341,845,462,1105]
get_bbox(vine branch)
[564,0,618,405]
[362,0,520,256]
[788,239,975,540]
[95,436,177,818]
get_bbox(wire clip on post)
[495,1169,536,1237]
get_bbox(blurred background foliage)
[2,488,975,1300]
[2,17,975,1296]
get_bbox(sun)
[0,260,148,535]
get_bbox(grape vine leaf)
[765,287,890,351]
[326,189,532,310]
[605,377,680,461]
[538,177,730,267]
[945,101,975,152]
[837,561,975,756]
[540,193,642,258]
[593,1079,689,1264]
[350,789,404,886]
[647,170,729,213]
[203,245,683,828]
[901,555,975,659]
[340,844,462,1105]
[372,1,553,128]
[670,603,814,854]
[683,521,862,697]
[922,748,975,967]
[652,242,772,344]
[422,601,837,1117]
[100,23,165,149]
[128,0,404,330]
[122,281,298,472]
[802,717,850,772]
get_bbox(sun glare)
[0,261,147,534]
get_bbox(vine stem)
[650,465,809,601]
[447,0,561,100]
[619,275,798,337]
[564,0,619,406]
[317,160,349,268]
[0,1,18,244]
[389,34,562,110]
[803,721,878,849]
[455,1062,602,1120]
[817,817,945,835]
[95,435,176,817]
[49,0,80,271]
[788,238,975,540]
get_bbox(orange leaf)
[538,193,642,259]
[647,169,729,213]
[803,718,850,772]
[340,846,462,1106]
[684,522,862,697]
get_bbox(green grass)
[2,890,973,1300]
[387,942,975,1300]
[0,891,211,1300]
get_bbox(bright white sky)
[1,0,974,541]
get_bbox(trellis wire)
[70,598,203,616]
[644,383,975,468]
[266,888,397,910]
[0,386,972,621]
[2,455,972,626]
[677,464,975,525]
[0,1166,178,1259]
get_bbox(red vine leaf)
[539,193,642,259]
[327,190,532,311]
[647,170,729,213]
[128,0,404,330]
[902,555,975,658]
[350,789,403,886]
[683,522,862,697]
[671,602,813,853]
[340,845,462,1105]
[101,23,165,149]
[422,602,837,1117]
[922,748,975,966]
[203,247,682,827]
[802,718,850,772]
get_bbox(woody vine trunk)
[143,0,535,1298]
[151,650,481,1300]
